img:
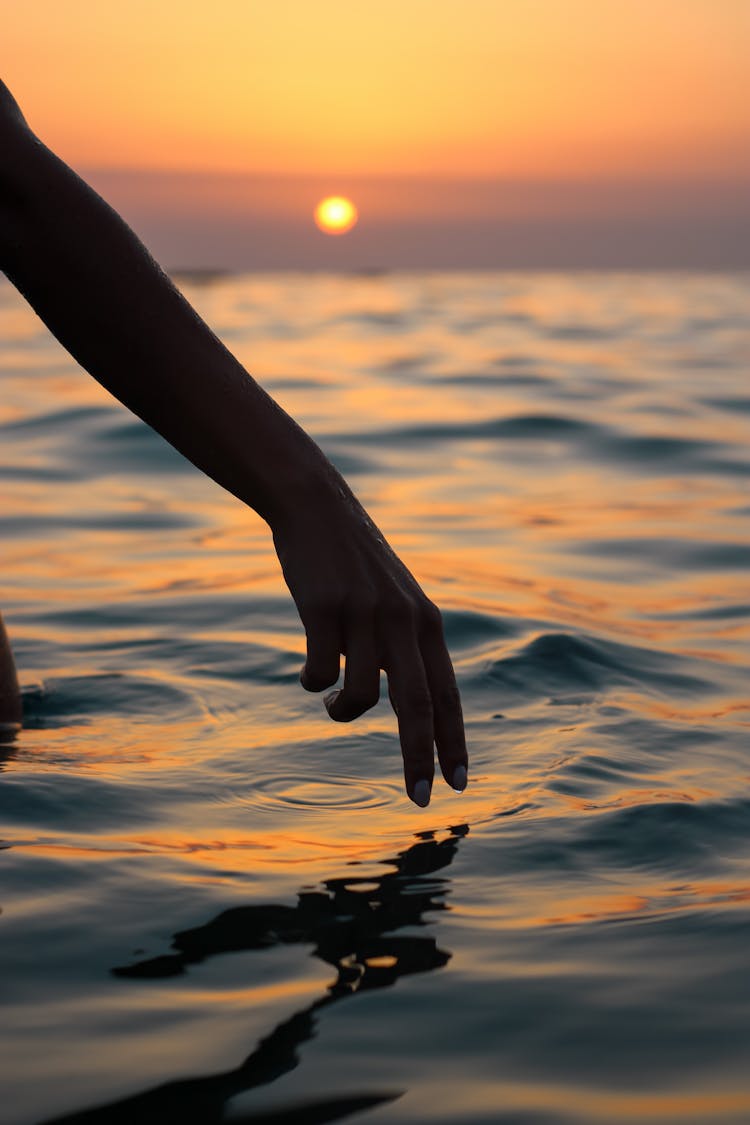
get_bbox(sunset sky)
[4,0,749,267]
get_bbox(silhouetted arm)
[0,79,467,805]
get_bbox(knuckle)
[304,594,340,623]
[419,600,444,636]
[345,592,378,622]
[380,593,417,629]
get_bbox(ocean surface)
[1,270,749,1125]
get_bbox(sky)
[4,0,750,268]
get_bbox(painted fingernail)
[413,779,431,808]
[451,765,467,793]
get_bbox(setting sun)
[314,196,358,235]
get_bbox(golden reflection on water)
[2,272,750,1122]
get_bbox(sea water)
[1,271,749,1124]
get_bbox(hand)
[271,486,468,806]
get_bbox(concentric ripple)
[226,772,400,813]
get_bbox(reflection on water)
[42,828,464,1124]
[1,272,750,1124]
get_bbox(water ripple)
[3,271,750,1125]
[222,772,399,813]
[478,631,716,700]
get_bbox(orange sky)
[4,0,749,180]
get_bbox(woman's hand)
[272,485,468,807]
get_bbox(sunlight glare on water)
[1,271,750,1124]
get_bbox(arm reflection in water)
[41,825,468,1125]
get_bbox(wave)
[325,412,750,479]
[477,631,716,701]
[577,538,750,571]
[570,796,750,873]
[21,672,201,727]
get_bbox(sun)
[314,196,358,236]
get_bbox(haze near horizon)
[4,0,749,268]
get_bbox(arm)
[0,80,467,805]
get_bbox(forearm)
[0,109,342,529]
[0,81,468,803]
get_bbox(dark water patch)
[328,310,408,330]
[701,396,750,414]
[547,695,598,707]
[675,353,735,370]
[479,796,750,878]
[0,464,81,482]
[646,602,750,622]
[255,319,311,341]
[377,351,436,373]
[319,414,750,489]
[21,673,200,727]
[442,608,522,650]
[482,631,715,701]
[551,374,635,397]
[588,433,750,479]
[340,413,598,446]
[586,715,726,760]
[492,353,538,367]
[76,419,198,475]
[628,400,693,418]
[17,622,300,689]
[0,772,167,831]
[426,372,553,388]
[591,432,719,464]
[0,510,197,538]
[187,646,302,686]
[544,323,622,341]
[171,268,231,286]
[554,752,644,785]
[0,405,113,436]
[457,913,750,1086]
[35,634,295,693]
[577,537,750,571]
[36,595,295,632]
[329,417,748,483]
[320,446,379,476]
[682,542,750,570]
[686,315,744,332]
[499,311,534,325]
[570,797,750,873]
[263,376,335,389]
[690,456,750,478]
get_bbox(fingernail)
[324,690,341,709]
[451,765,467,793]
[412,779,431,808]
